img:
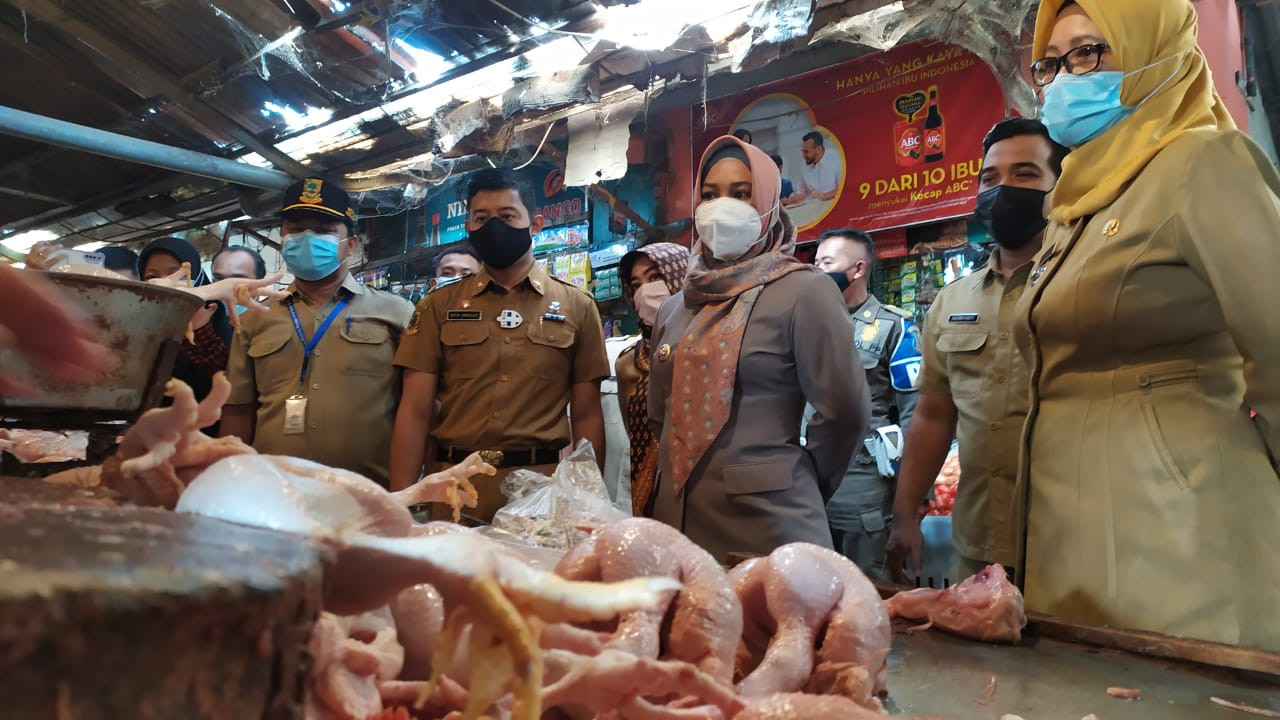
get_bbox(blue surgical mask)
[1041,72,1130,147]
[282,230,343,281]
[1041,52,1186,148]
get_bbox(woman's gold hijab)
[1033,0,1235,223]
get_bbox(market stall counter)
[881,604,1280,719]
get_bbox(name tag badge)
[948,313,980,324]
[447,310,483,321]
[284,395,307,435]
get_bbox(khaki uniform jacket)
[1014,129,1280,651]
[648,271,869,563]
[394,264,610,451]
[919,251,1031,566]
[226,274,413,485]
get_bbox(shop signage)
[420,163,589,247]
[699,41,1006,238]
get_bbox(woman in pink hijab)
[647,135,869,563]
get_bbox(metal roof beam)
[0,104,293,191]
[0,0,313,179]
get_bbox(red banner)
[699,41,1006,238]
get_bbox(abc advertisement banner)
[700,41,1006,238]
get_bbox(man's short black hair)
[802,131,824,147]
[982,117,1070,178]
[431,242,480,274]
[770,153,784,168]
[732,128,753,143]
[820,227,875,265]
[466,168,537,217]
[213,245,267,279]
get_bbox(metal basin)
[0,271,202,423]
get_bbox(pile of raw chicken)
[40,376,1028,720]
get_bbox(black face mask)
[825,270,852,292]
[974,185,1049,250]
[469,218,532,270]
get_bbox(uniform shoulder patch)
[882,303,911,318]
[889,318,923,391]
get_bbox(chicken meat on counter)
[555,517,743,683]
[886,564,1027,643]
[42,373,253,507]
[307,609,405,720]
[731,543,891,710]
[176,454,681,720]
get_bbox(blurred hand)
[192,271,288,328]
[24,241,70,271]
[191,302,218,330]
[886,516,925,586]
[150,269,288,329]
[0,264,111,395]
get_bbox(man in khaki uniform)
[886,118,1065,584]
[222,178,414,485]
[390,168,609,522]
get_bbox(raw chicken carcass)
[886,564,1027,643]
[177,454,681,720]
[540,648,744,720]
[555,517,743,683]
[308,609,405,720]
[731,543,891,709]
[0,429,88,463]
[42,374,254,507]
[735,693,887,720]
[390,584,445,681]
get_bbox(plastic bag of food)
[490,440,628,549]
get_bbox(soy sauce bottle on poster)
[924,85,945,163]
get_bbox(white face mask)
[633,280,670,326]
[694,198,766,262]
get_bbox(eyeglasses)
[1029,43,1111,87]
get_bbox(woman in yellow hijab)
[1016,0,1280,652]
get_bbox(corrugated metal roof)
[0,0,1018,255]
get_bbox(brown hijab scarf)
[666,136,816,493]
[621,242,691,516]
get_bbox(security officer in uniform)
[389,168,610,522]
[222,178,414,485]
[815,227,921,579]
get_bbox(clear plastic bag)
[490,440,629,549]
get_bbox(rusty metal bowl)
[0,271,203,428]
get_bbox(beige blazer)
[1014,129,1280,652]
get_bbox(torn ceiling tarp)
[731,0,818,72]
[565,93,647,186]
[810,0,1039,115]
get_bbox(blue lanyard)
[286,294,352,384]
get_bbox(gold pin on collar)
[658,344,672,360]
[1103,219,1119,237]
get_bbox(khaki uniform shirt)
[395,264,609,450]
[226,274,413,485]
[920,250,1030,566]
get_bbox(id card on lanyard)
[283,294,352,435]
